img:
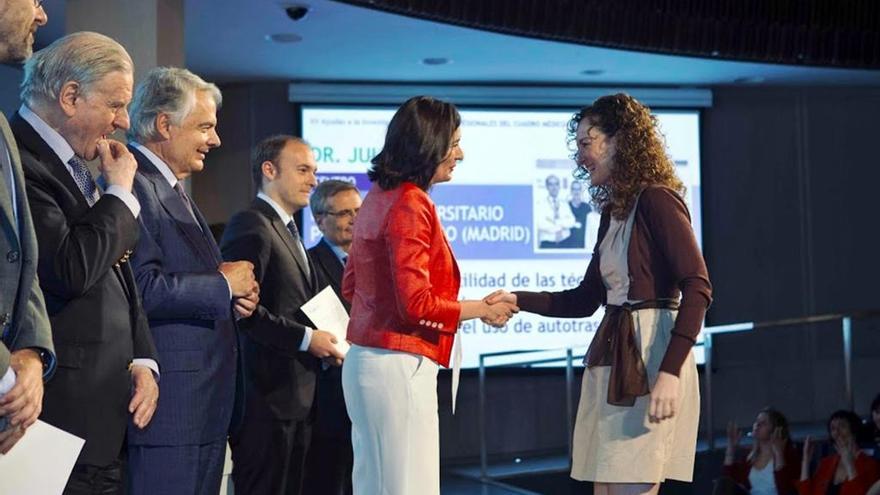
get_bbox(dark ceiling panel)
[334,0,880,68]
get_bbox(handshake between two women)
[464,289,519,328]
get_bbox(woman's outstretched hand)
[481,290,519,327]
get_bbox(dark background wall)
[0,64,23,116]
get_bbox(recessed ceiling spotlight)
[580,69,605,76]
[733,76,765,84]
[284,5,310,21]
[421,57,451,66]
[266,33,303,43]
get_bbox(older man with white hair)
[125,66,258,495]
[9,31,159,494]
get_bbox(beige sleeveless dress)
[570,199,701,483]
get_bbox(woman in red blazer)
[340,96,518,495]
[799,410,880,495]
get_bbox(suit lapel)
[0,115,19,245]
[315,239,344,294]
[9,112,92,212]
[132,147,220,266]
[254,199,315,291]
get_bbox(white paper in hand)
[0,420,85,494]
[301,285,350,355]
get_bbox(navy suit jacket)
[11,114,157,466]
[127,146,236,446]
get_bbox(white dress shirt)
[256,192,313,352]
[19,105,140,217]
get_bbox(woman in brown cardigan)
[489,93,712,494]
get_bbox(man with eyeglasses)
[0,0,54,456]
[220,135,345,495]
[302,179,361,495]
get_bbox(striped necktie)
[286,220,311,279]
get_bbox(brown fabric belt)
[585,299,680,407]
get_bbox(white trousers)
[341,344,440,495]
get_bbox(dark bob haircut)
[368,95,461,191]
[827,409,866,443]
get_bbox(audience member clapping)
[868,393,880,461]
[799,410,880,495]
[716,407,800,495]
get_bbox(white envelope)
[301,285,350,355]
[0,420,85,494]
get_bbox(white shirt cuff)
[131,358,160,382]
[300,327,313,352]
[105,185,141,218]
[0,366,16,396]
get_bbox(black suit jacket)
[307,238,352,439]
[220,198,319,421]
[10,113,157,466]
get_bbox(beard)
[0,29,33,64]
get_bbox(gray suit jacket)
[0,112,54,378]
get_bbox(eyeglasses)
[322,208,359,219]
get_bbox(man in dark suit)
[302,179,361,495]
[0,0,55,455]
[220,134,345,495]
[124,67,259,495]
[11,32,159,494]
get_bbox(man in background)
[563,179,591,248]
[0,0,55,456]
[303,179,361,495]
[221,135,344,495]
[536,174,579,249]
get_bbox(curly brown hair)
[568,93,684,219]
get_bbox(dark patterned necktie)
[286,220,311,279]
[68,155,97,206]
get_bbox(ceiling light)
[266,33,303,43]
[421,57,451,66]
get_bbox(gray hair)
[310,179,359,218]
[127,66,222,143]
[21,32,133,107]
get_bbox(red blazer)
[797,452,880,495]
[343,183,461,366]
[722,445,801,495]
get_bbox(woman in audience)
[798,410,880,495]
[868,393,880,460]
[718,408,800,494]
